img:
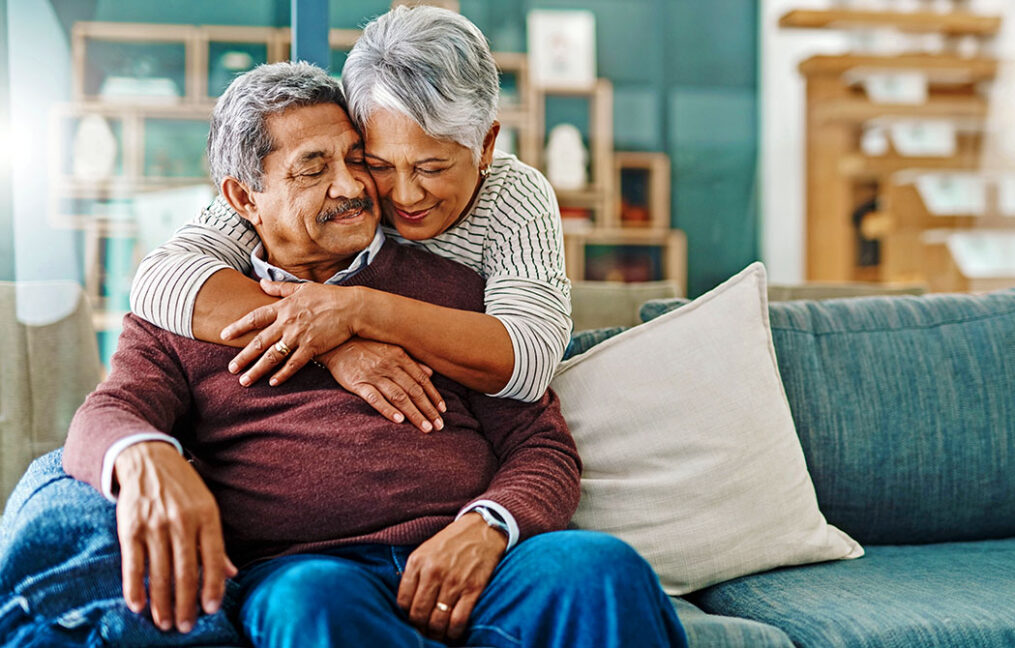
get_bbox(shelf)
[564,229,686,290]
[614,151,670,230]
[578,228,675,244]
[555,188,605,207]
[798,54,998,81]
[779,9,1002,36]
[812,96,988,124]
[839,152,981,179]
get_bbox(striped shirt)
[129,151,572,402]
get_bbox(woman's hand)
[221,280,361,386]
[318,338,446,432]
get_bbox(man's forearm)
[353,288,514,394]
[192,268,277,345]
[114,441,234,634]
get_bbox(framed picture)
[527,9,596,90]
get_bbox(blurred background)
[2,0,1014,365]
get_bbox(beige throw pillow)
[551,263,863,595]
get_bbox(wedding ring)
[435,602,450,613]
[274,341,291,357]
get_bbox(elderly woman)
[129,6,570,431]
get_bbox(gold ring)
[274,341,291,357]
[435,602,450,613]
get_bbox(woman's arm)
[226,160,572,402]
[222,281,514,395]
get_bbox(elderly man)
[53,62,687,648]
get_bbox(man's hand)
[114,441,237,634]
[397,513,508,642]
[221,280,362,387]
[318,338,446,432]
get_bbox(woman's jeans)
[236,531,688,648]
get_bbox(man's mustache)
[317,196,374,223]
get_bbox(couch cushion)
[770,291,1015,544]
[0,282,103,503]
[551,263,861,595]
[672,597,793,648]
[563,325,628,359]
[692,539,1015,648]
[642,289,1015,545]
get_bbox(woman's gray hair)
[342,6,499,162]
[207,61,347,191]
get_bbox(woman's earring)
[480,166,491,178]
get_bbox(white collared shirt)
[249,226,385,285]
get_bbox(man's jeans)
[236,533,688,648]
[0,450,242,647]
[2,450,687,647]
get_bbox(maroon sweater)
[63,241,581,567]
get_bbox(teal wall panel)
[670,87,756,146]
[613,85,661,151]
[460,1,526,52]
[670,87,759,296]
[330,0,388,30]
[666,0,757,89]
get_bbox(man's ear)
[220,176,261,226]
[479,121,501,169]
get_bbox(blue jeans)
[1,450,242,647]
[236,531,688,648]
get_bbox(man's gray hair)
[342,5,499,162]
[207,61,347,191]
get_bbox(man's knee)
[518,530,653,583]
[239,557,407,647]
[245,558,375,617]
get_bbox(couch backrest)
[0,282,103,503]
[632,289,1015,544]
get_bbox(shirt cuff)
[100,433,183,502]
[456,499,520,551]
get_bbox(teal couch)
[566,288,1015,647]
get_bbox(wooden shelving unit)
[779,9,1002,35]
[781,5,1004,287]
[531,78,684,291]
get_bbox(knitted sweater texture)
[63,241,581,566]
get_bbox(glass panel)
[144,119,210,179]
[84,41,186,100]
[96,234,136,309]
[208,42,268,98]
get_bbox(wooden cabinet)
[781,5,1015,291]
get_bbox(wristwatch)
[473,505,510,537]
